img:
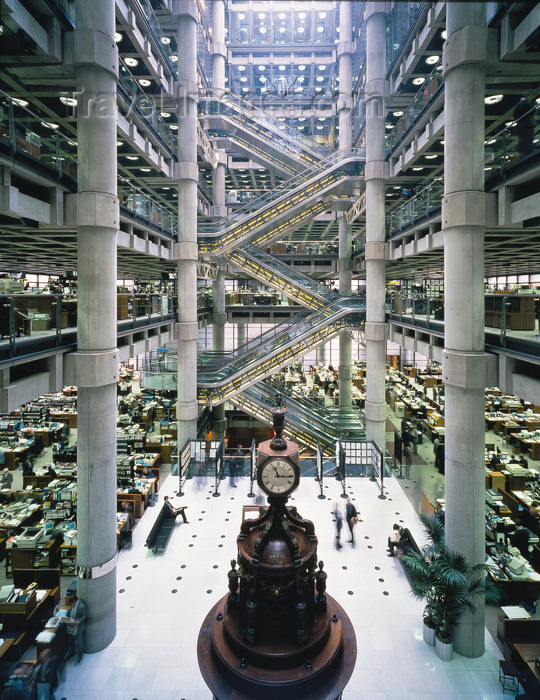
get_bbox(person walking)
[345,498,358,545]
[332,502,343,550]
[403,442,412,479]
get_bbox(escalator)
[198,148,364,255]
[200,91,332,176]
[197,297,365,404]
[226,243,339,311]
[230,382,364,455]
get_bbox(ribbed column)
[442,2,488,658]
[212,269,227,437]
[74,0,119,652]
[175,0,199,447]
[338,0,353,411]
[211,0,228,218]
[364,4,387,451]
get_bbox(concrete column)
[237,322,246,348]
[212,269,227,437]
[74,0,119,652]
[175,0,199,448]
[337,0,353,411]
[364,4,387,451]
[442,2,488,657]
[47,354,63,392]
[211,0,227,219]
[317,343,330,367]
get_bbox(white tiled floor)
[55,471,510,700]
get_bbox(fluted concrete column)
[338,0,353,411]
[74,0,119,652]
[211,0,227,219]
[175,0,199,447]
[364,3,387,451]
[442,2,488,658]
[212,269,227,437]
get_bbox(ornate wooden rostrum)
[197,396,356,699]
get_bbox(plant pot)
[435,636,453,661]
[423,619,436,646]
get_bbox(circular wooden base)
[197,594,356,700]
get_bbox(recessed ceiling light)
[125,57,138,67]
[115,32,123,43]
[258,65,265,71]
[117,141,123,147]
[170,124,178,130]
[318,117,325,122]
[278,13,286,19]
[259,27,266,33]
[484,166,492,171]
[41,121,59,130]
[319,12,327,19]
[485,94,503,104]
[316,76,324,82]
[299,65,306,71]
[171,55,178,62]
[319,65,326,71]
[162,186,171,190]
[425,154,437,159]
[161,111,171,118]
[299,13,306,19]
[440,140,445,145]
[238,65,246,71]
[412,77,425,85]
[299,117,306,122]
[385,124,393,129]
[412,166,424,171]
[315,87,322,92]
[425,55,439,65]
[441,30,447,40]
[242,87,249,92]
[238,13,245,20]
[317,26,324,33]
[316,125,323,130]
[258,13,265,19]
[138,79,151,87]
[393,110,403,117]
[161,36,170,45]
[126,155,138,160]
[12,97,29,107]
[140,167,151,172]
[298,27,305,33]
[486,138,496,145]
[279,65,286,71]
[59,96,77,106]
[240,77,247,82]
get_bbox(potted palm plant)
[402,515,501,660]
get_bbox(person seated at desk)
[21,460,35,476]
[518,454,529,469]
[163,495,188,523]
[45,464,57,478]
[140,465,155,480]
[530,500,540,518]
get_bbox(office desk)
[513,643,540,693]
[4,446,29,470]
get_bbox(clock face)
[259,458,297,496]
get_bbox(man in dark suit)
[163,496,188,523]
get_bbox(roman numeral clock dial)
[259,458,298,497]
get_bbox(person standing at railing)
[513,93,537,156]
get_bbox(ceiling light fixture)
[12,97,29,107]
[138,79,151,87]
[412,166,424,171]
[161,36,170,45]
[161,111,171,118]
[425,55,439,65]
[140,167,151,172]
[59,96,77,106]
[485,94,503,104]
[238,65,246,71]
[41,121,59,130]
[393,110,403,117]
[126,155,138,160]
[114,32,123,43]
[170,124,178,130]
[425,154,437,159]
[412,77,425,85]
[125,57,138,67]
